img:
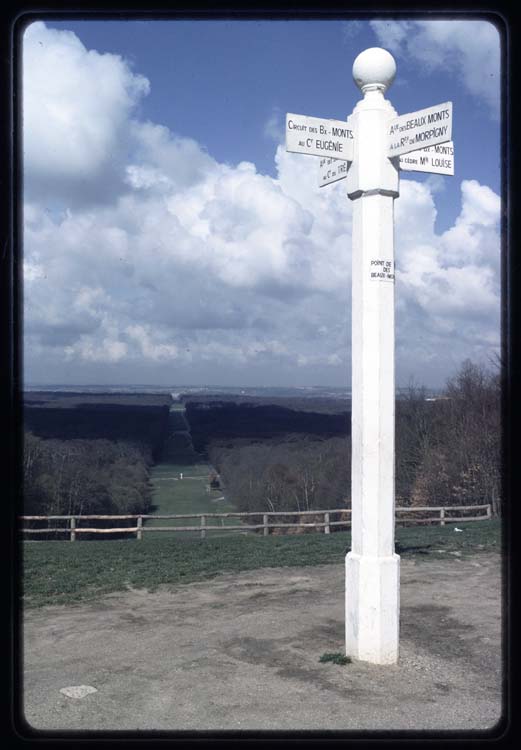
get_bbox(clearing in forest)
[147,404,239,538]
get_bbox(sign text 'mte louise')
[399,141,454,175]
[286,113,354,161]
[388,102,452,157]
[318,139,455,187]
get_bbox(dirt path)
[22,553,503,733]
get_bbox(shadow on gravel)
[401,604,473,660]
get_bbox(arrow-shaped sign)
[387,102,452,157]
[318,156,350,188]
[399,141,454,175]
[286,103,454,186]
[318,140,455,186]
[286,113,354,162]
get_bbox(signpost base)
[345,551,400,664]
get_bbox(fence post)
[263,514,269,537]
[486,504,492,520]
[137,516,143,540]
[324,512,330,534]
[440,507,445,527]
[201,515,206,540]
[70,517,76,542]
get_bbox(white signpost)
[285,47,454,665]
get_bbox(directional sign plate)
[388,102,452,158]
[286,113,354,162]
[399,141,454,175]
[318,157,350,187]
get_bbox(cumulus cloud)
[341,21,363,41]
[370,19,500,118]
[23,22,150,206]
[393,178,500,381]
[23,23,501,388]
[264,107,285,143]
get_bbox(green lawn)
[147,461,240,538]
[21,403,502,609]
[21,520,501,609]
[148,404,239,537]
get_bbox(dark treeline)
[181,393,349,414]
[23,393,172,523]
[185,401,349,453]
[24,395,171,462]
[202,360,501,517]
[24,392,172,407]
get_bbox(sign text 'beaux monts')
[387,102,452,157]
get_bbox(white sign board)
[286,113,354,161]
[318,156,350,187]
[388,102,452,157]
[399,141,454,175]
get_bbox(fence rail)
[19,504,492,541]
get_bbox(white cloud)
[125,325,180,361]
[23,21,150,204]
[128,120,217,192]
[22,23,501,388]
[264,108,285,143]
[370,19,500,118]
[393,176,500,381]
[424,174,446,195]
[341,21,363,41]
[65,334,128,364]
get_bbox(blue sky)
[22,17,501,388]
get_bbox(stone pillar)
[345,48,401,665]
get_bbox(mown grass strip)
[148,460,237,535]
[21,520,500,609]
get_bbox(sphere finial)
[352,47,396,94]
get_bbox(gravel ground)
[21,552,504,736]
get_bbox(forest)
[199,359,501,516]
[23,393,172,520]
[184,399,349,453]
[22,359,502,525]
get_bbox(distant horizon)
[23,382,444,395]
[23,382,351,391]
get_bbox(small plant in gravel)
[319,652,352,665]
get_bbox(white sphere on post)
[352,47,397,93]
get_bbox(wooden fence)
[19,504,492,541]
